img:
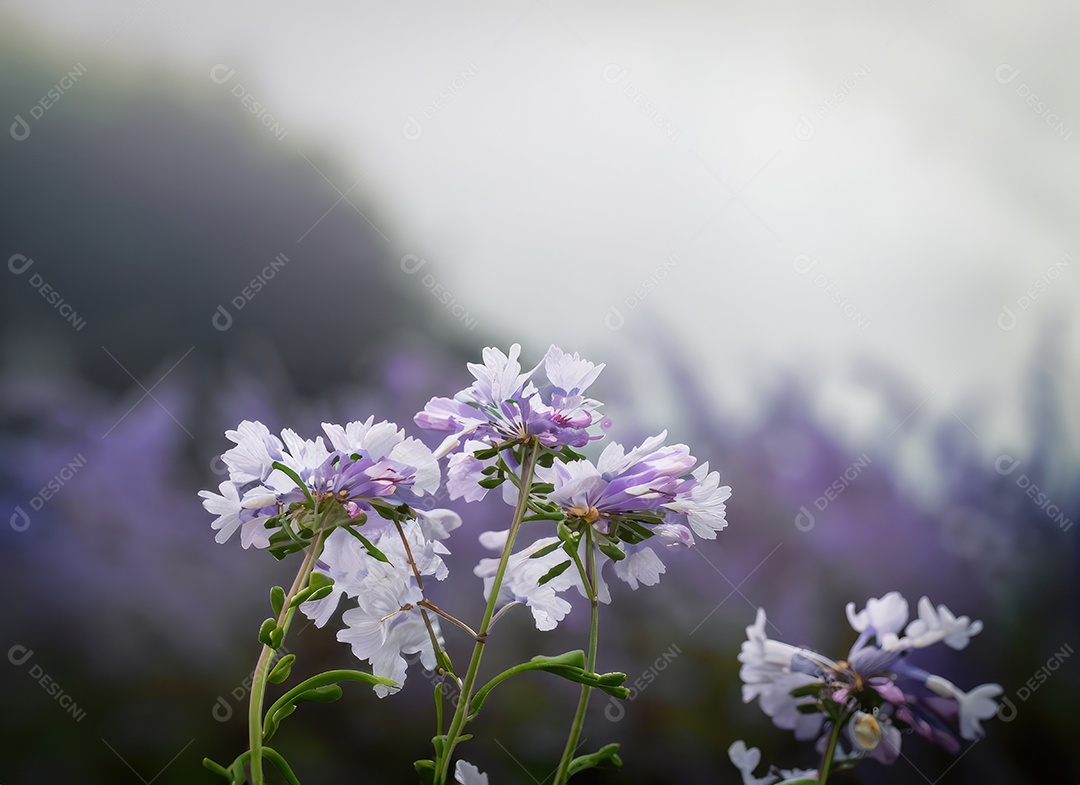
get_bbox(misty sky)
[6,0,1078,467]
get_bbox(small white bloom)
[222,420,283,484]
[454,760,489,785]
[846,592,909,650]
[199,482,243,544]
[904,596,984,650]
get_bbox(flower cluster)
[413,344,732,632]
[737,591,1002,770]
[200,417,459,693]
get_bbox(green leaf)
[268,654,296,685]
[258,618,278,647]
[305,585,334,603]
[567,743,623,778]
[559,445,587,462]
[473,446,499,460]
[538,560,573,586]
[309,572,334,590]
[478,477,505,490]
[270,586,286,617]
[270,461,314,505]
[597,541,626,562]
[343,525,391,563]
[263,669,396,742]
[202,758,229,779]
[414,760,436,784]
[530,482,554,495]
[529,540,564,559]
[269,627,284,649]
[789,682,824,698]
[467,652,628,719]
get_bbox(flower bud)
[852,712,882,751]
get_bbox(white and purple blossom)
[737,593,1002,770]
[477,432,730,629]
[414,344,608,465]
[200,418,441,549]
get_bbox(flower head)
[415,344,607,463]
[738,593,1001,769]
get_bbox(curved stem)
[248,524,327,784]
[817,712,848,784]
[434,441,541,785]
[553,527,598,785]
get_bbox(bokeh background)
[1,2,1077,783]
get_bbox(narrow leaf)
[538,560,572,586]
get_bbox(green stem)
[248,524,327,784]
[817,712,847,784]
[553,527,599,785]
[433,441,541,785]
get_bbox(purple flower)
[414,344,607,458]
[737,592,1002,770]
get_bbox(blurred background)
[1,2,1077,782]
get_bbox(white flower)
[222,420,283,484]
[300,528,374,627]
[924,676,1002,740]
[199,481,243,544]
[728,741,815,785]
[728,740,774,785]
[336,564,434,698]
[662,462,731,540]
[475,534,573,631]
[454,760,489,785]
[199,481,273,549]
[904,596,984,650]
[323,418,440,496]
[846,592,909,651]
